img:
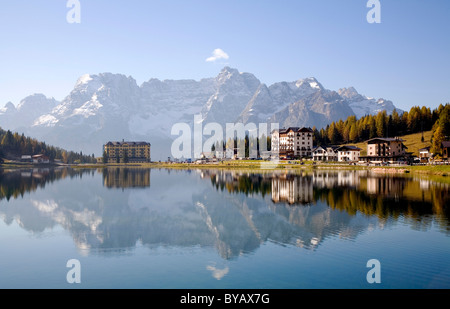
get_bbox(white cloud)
[206,265,229,280]
[206,48,229,62]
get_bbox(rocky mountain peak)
[16,94,57,112]
[338,87,365,102]
[2,102,16,112]
[1,67,401,159]
[295,77,324,91]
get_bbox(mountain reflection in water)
[0,167,449,259]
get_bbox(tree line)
[216,103,449,158]
[0,168,91,201]
[0,127,96,164]
[312,103,450,155]
[2,102,449,163]
[211,135,272,158]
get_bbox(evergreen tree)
[103,151,108,164]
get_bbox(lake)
[0,167,449,289]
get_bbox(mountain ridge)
[0,67,402,160]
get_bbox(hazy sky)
[0,0,449,112]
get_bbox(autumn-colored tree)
[61,151,68,164]
[376,111,387,137]
[327,123,339,145]
[431,104,450,154]
[349,123,358,142]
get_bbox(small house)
[32,154,50,164]
[336,145,361,162]
[21,155,33,163]
[313,146,338,162]
[419,147,433,163]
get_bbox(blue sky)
[0,0,449,112]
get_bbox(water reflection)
[205,169,450,225]
[102,168,151,189]
[0,168,449,260]
[0,168,92,202]
[271,174,313,205]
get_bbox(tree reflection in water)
[0,168,449,259]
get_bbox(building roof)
[442,141,450,148]
[275,129,288,134]
[336,145,361,151]
[298,127,314,133]
[32,154,49,159]
[106,141,150,146]
[319,145,339,150]
[312,146,324,151]
[275,127,313,134]
[366,137,404,144]
[313,145,339,152]
[286,127,300,133]
[419,146,431,152]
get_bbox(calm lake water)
[0,167,449,289]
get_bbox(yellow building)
[104,141,151,163]
[103,168,151,188]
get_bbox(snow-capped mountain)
[338,87,401,118]
[201,67,261,124]
[0,94,59,131]
[269,90,355,129]
[237,77,327,125]
[0,102,17,130]
[136,75,215,136]
[0,67,401,160]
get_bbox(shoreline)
[1,161,449,177]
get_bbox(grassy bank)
[3,159,450,177]
[80,160,450,176]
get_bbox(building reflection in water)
[366,175,407,199]
[204,169,450,222]
[102,168,151,189]
[1,167,449,262]
[271,174,313,205]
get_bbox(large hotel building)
[271,127,314,159]
[104,141,151,163]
